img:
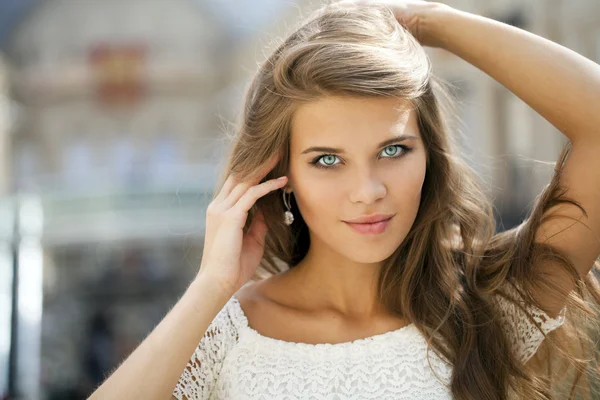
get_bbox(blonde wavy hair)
[216,3,600,399]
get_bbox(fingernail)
[277,176,287,180]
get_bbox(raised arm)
[425,4,600,143]
[422,4,600,316]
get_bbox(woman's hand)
[335,0,452,48]
[198,156,288,294]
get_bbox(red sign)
[89,44,146,106]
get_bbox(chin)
[343,241,401,264]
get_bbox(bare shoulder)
[233,271,306,340]
[234,271,295,320]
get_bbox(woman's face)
[287,95,427,263]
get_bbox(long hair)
[215,3,600,399]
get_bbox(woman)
[90,1,600,399]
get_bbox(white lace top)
[172,283,566,400]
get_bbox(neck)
[287,245,387,319]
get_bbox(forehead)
[290,96,420,147]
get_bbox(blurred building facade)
[0,0,246,398]
[0,0,598,399]
[0,56,9,195]
[0,52,14,400]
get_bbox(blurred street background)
[0,0,598,399]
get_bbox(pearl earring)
[282,190,294,225]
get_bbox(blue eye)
[310,145,411,170]
[382,145,401,157]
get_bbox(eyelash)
[309,144,413,170]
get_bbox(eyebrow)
[300,134,419,155]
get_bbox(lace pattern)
[492,282,566,364]
[172,301,241,400]
[172,282,566,399]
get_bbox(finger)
[222,181,254,209]
[220,153,282,207]
[214,174,238,203]
[246,209,267,247]
[247,153,281,186]
[225,171,287,209]
[232,176,288,215]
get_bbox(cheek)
[290,175,340,222]
[385,160,427,234]
[405,168,426,203]
[386,155,426,196]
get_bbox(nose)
[348,169,387,205]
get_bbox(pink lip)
[344,216,394,235]
[344,213,395,224]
